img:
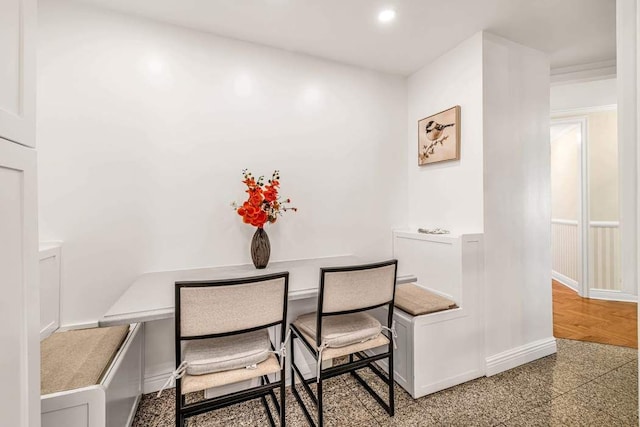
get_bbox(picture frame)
[418,105,461,165]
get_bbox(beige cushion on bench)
[395,284,458,316]
[183,329,271,375]
[41,325,129,395]
[294,312,382,348]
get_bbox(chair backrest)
[176,272,289,339]
[319,260,398,315]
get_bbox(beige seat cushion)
[395,284,458,316]
[297,330,390,361]
[183,329,271,375]
[41,325,129,395]
[181,353,281,394]
[294,312,382,348]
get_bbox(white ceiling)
[77,0,616,76]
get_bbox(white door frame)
[550,117,590,298]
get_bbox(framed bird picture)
[418,105,461,165]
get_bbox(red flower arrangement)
[233,169,297,228]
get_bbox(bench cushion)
[41,325,129,395]
[294,312,382,348]
[183,329,271,375]
[395,283,458,316]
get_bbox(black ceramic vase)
[251,227,271,269]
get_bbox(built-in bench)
[41,324,143,427]
[370,230,485,399]
[39,243,143,427]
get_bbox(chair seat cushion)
[181,354,281,394]
[294,312,382,348]
[183,329,271,375]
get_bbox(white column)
[617,0,638,297]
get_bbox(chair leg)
[317,374,323,427]
[290,335,316,427]
[176,382,183,427]
[290,333,296,399]
[280,364,287,426]
[261,395,277,427]
[388,345,395,416]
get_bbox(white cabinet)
[0,0,40,424]
[0,0,36,147]
[0,138,40,426]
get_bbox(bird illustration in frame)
[418,105,461,165]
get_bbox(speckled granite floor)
[133,339,638,426]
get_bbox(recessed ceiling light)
[378,9,396,23]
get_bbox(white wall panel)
[39,243,62,340]
[552,221,579,284]
[0,0,36,147]
[0,139,39,427]
[616,0,638,297]
[589,222,621,290]
[482,33,553,362]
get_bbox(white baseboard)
[552,272,637,302]
[485,337,557,377]
[552,271,579,293]
[40,321,58,341]
[144,370,173,394]
[588,289,638,302]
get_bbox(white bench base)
[41,323,143,427]
[371,302,485,398]
[368,231,485,398]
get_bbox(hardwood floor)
[553,280,638,348]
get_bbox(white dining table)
[99,255,365,327]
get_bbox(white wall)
[406,33,484,234]
[588,110,619,221]
[617,0,638,298]
[550,78,617,112]
[406,31,554,372]
[551,126,580,220]
[37,0,408,327]
[614,0,640,397]
[482,33,553,362]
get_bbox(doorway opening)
[550,106,637,348]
